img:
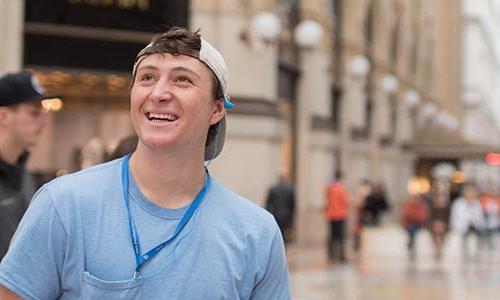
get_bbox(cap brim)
[204,116,226,161]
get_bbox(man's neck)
[0,135,24,165]
[129,143,206,209]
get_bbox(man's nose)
[150,79,174,102]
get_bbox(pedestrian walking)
[0,71,49,259]
[325,171,350,263]
[364,183,390,226]
[265,174,296,245]
[401,194,429,260]
[0,27,290,299]
[479,187,499,255]
[451,183,485,261]
[352,179,371,253]
[428,193,451,261]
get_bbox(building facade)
[0,0,466,245]
[459,0,500,191]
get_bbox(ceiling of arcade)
[29,68,132,111]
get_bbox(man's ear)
[209,99,225,125]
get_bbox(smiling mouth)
[146,112,179,122]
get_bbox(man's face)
[0,101,48,149]
[131,53,224,152]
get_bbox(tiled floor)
[288,225,500,300]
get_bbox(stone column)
[295,25,334,245]
[294,52,312,246]
[190,1,284,206]
[396,96,413,144]
[340,77,367,189]
[0,0,24,73]
[369,74,398,181]
[340,55,370,189]
[295,49,332,246]
[369,83,385,181]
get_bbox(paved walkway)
[288,225,500,300]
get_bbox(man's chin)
[141,138,174,150]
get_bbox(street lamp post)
[245,10,325,246]
[369,73,400,181]
[339,55,370,189]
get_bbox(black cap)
[0,71,48,106]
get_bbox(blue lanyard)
[121,154,209,279]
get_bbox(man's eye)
[175,76,192,83]
[140,74,154,81]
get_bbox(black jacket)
[0,152,35,258]
[265,182,295,224]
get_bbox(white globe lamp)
[403,89,420,108]
[380,74,399,93]
[294,20,323,48]
[250,12,282,42]
[347,55,370,77]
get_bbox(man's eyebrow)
[136,65,201,80]
[136,65,159,72]
[171,66,201,80]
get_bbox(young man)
[0,27,290,299]
[0,71,49,259]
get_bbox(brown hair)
[133,27,223,100]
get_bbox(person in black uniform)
[266,174,296,245]
[0,71,49,259]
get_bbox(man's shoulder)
[43,158,123,196]
[51,158,122,183]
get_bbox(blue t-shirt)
[0,158,290,299]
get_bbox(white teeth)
[148,113,178,121]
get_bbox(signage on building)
[67,0,150,11]
[25,0,188,32]
[486,152,500,166]
[23,0,188,71]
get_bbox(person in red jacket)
[402,194,429,260]
[325,171,350,262]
